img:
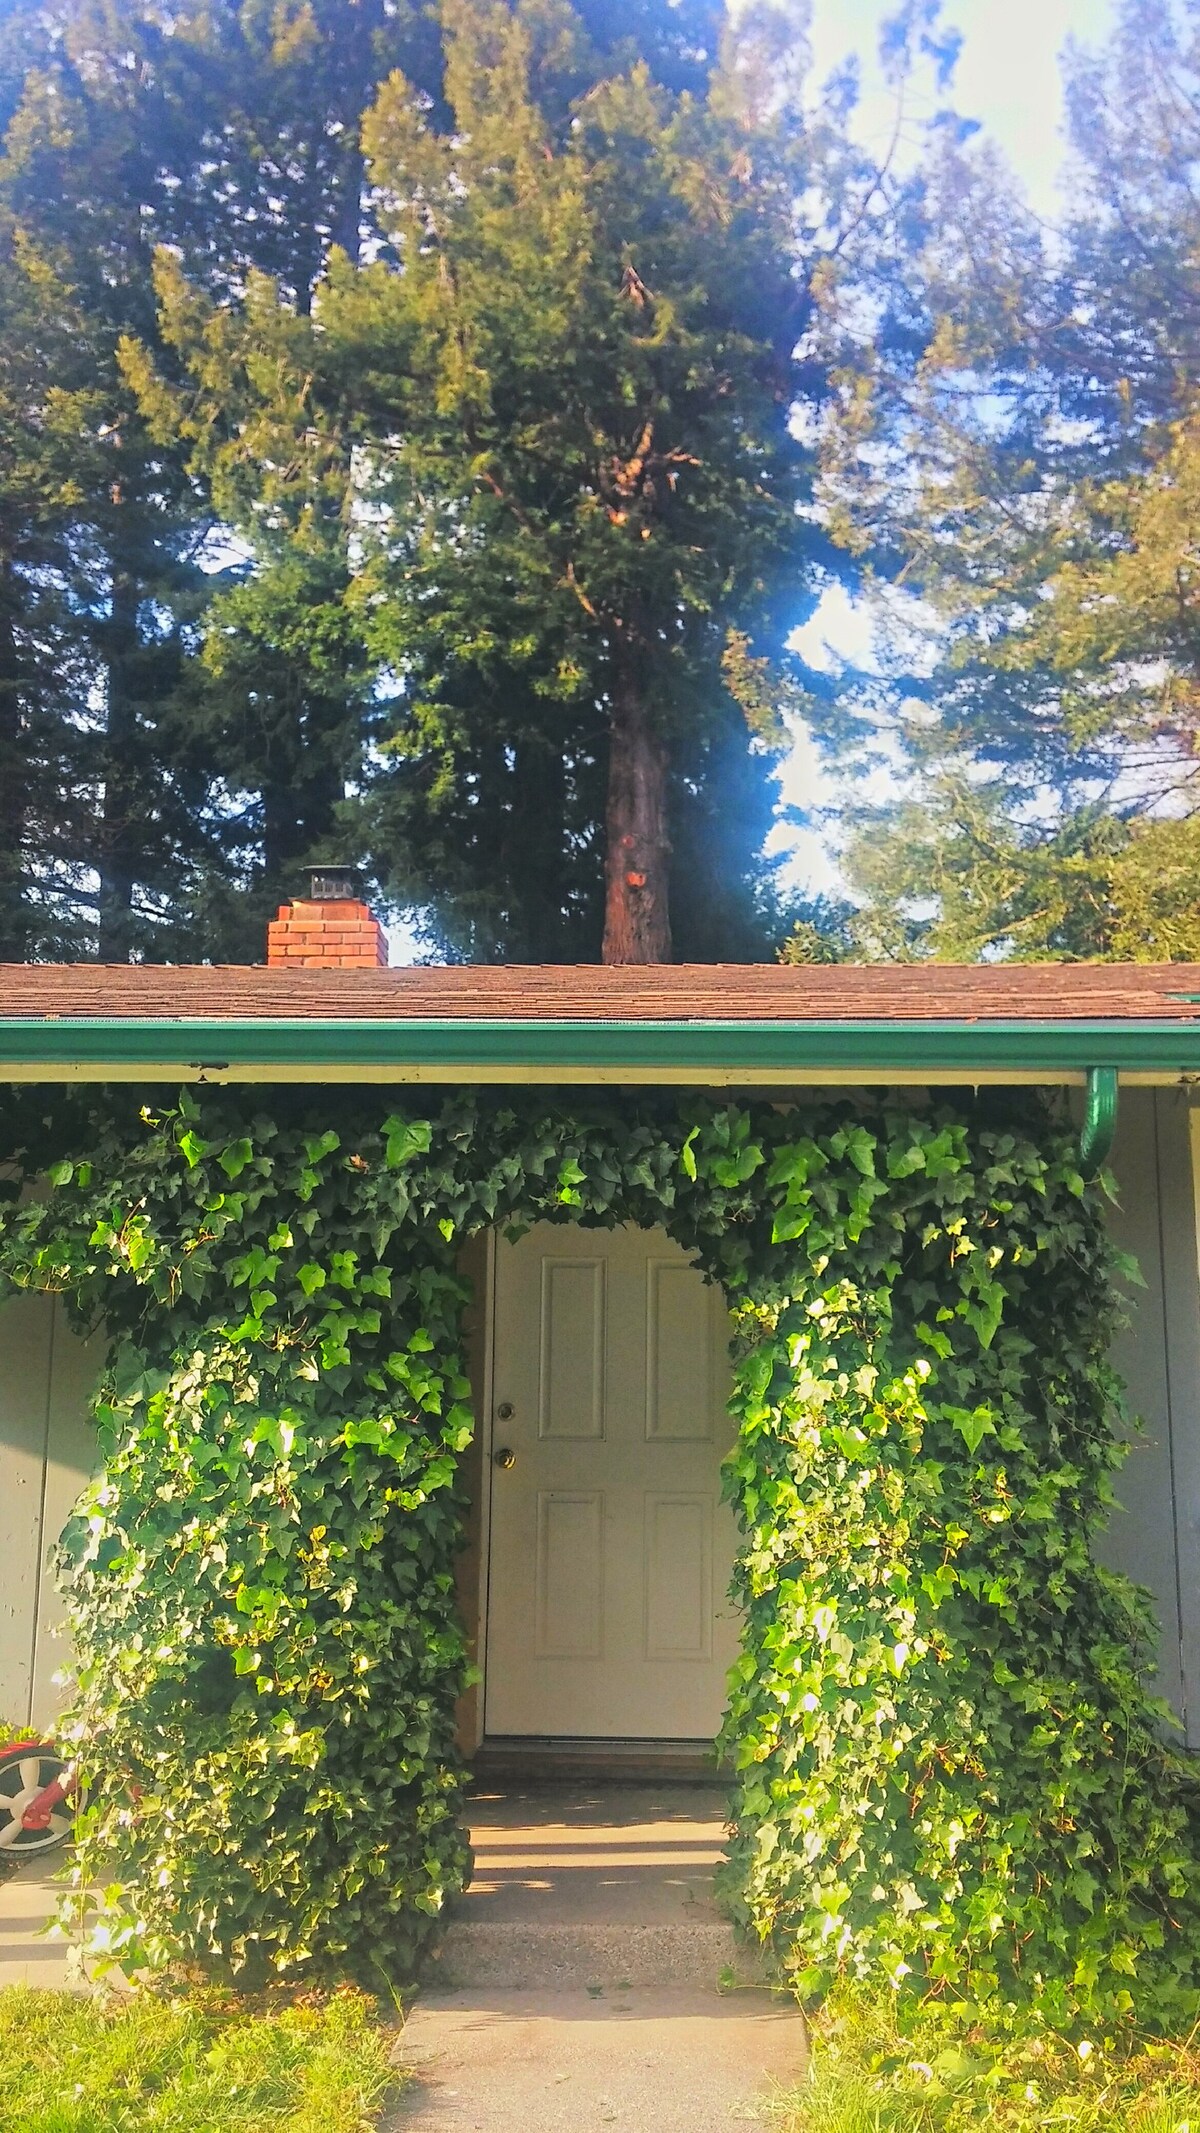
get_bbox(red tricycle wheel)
[0,1743,75,1854]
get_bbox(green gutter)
[0,1016,1196,1074]
[1079,1066,1120,1178]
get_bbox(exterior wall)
[2,1086,1200,1747]
[0,1295,98,1731]
[1098,1087,1200,1745]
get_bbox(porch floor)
[463,1780,727,1926]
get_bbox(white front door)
[484,1223,740,1740]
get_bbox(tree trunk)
[332,135,365,270]
[602,639,672,963]
[97,568,140,962]
[0,558,28,962]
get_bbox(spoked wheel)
[0,1746,75,1854]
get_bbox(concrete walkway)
[0,1855,76,1988]
[398,1782,806,2130]
[392,1983,803,2131]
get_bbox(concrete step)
[422,1779,773,1994]
[422,1918,769,1993]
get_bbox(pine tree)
[350,0,820,963]
[819,0,1200,961]
[139,0,829,962]
[0,225,103,958]
[0,7,218,958]
[1,0,845,963]
[0,0,449,957]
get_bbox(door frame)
[463,1221,736,1760]
[459,1229,497,1756]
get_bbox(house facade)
[3,890,1200,1757]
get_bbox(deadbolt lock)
[496,1401,514,1421]
[493,1446,516,1471]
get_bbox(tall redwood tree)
[137,0,829,961]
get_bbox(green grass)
[0,1985,401,2132]
[779,1996,1200,2133]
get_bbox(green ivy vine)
[0,1085,1197,2031]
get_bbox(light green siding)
[1097,1088,1200,1743]
[0,1296,97,1730]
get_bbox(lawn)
[0,1723,399,2131]
[782,1997,1200,2133]
[0,1984,400,2132]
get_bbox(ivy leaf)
[304,1130,341,1163]
[886,1142,926,1178]
[962,1278,1005,1348]
[768,1140,817,1188]
[922,1127,964,1179]
[297,1262,327,1297]
[556,1157,586,1205]
[832,1124,877,1178]
[384,1117,433,1169]
[1066,1868,1100,1914]
[915,1320,953,1361]
[772,1204,813,1244]
[714,1142,764,1186]
[218,1138,254,1180]
[920,1563,957,1605]
[1111,1247,1148,1290]
[343,1419,386,1448]
[944,1404,996,1455]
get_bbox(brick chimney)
[267,866,388,969]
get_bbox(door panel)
[535,1491,604,1658]
[644,1495,712,1660]
[485,1223,739,1740]
[538,1257,605,1439]
[646,1260,716,1440]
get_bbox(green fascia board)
[0,1015,1196,1073]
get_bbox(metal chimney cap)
[304,863,362,902]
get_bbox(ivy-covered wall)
[1,1086,1199,2031]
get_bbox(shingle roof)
[0,961,1198,1023]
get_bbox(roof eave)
[0,1016,1195,1085]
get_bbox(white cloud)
[806,0,1116,217]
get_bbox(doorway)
[482,1222,740,1742]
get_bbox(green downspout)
[1080,1066,1119,1179]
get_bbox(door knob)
[493,1446,516,1471]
